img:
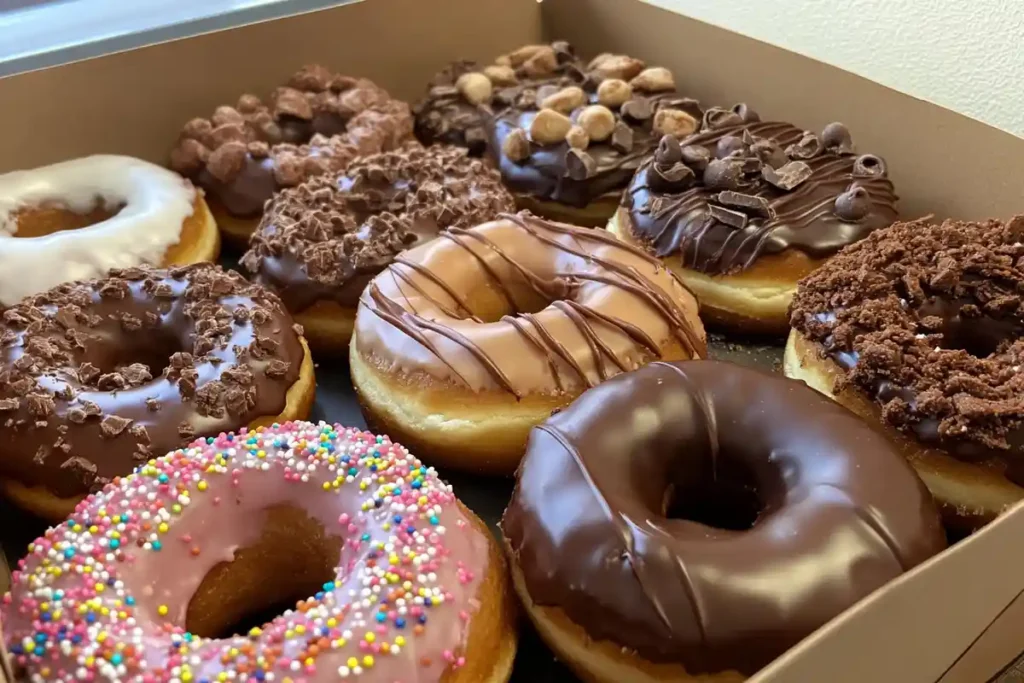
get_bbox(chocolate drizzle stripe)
[392,256,483,323]
[500,314,565,392]
[366,284,476,389]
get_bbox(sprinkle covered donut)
[2,421,516,683]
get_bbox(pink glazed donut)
[2,421,516,683]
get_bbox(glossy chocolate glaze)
[491,95,702,208]
[242,145,515,314]
[0,265,303,498]
[502,360,946,675]
[355,212,706,396]
[623,107,899,274]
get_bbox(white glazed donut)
[0,155,219,304]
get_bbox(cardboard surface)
[0,0,1023,680]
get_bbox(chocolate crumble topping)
[0,263,304,498]
[790,217,1024,478]
[242,144,515,312]
[169,66,414,218]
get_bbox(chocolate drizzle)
[355,212,706,396]
[622,105,899,273]
[502,360,946,674]
[790,216,1024,481]
[0,264,303,497]
[241,144,515,313]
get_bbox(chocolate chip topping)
[169,66,413,217]
[790,217,1024,477]
[623,109,899,273]
[242,144,516,312]
[0,264,303,498]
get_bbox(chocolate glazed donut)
[502,360,946,682]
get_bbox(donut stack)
[1,40,1013,683]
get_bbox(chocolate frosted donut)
[787,216,1024,529]
[609,105,899,333]
[490,54,702,226]
[502,360,946,683]
[413,41,582,154]
[241,144,515,352]
[169,65,413,244]
[350,211,706,473]
[0,263,314,520]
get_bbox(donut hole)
[12,200,126,238]
[664,458,766,531]
[918,296,1022,359]
[184,505,341,639]
[463,281,555,322]
[86,329,182,380]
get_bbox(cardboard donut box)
[1,0,1023,680]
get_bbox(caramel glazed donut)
[608,105,898,334]
[414,42,703,227]
[169,64,414,245]
[241,144,515,353]
[0,155,219,305]
[0,263,314,522]
[350,211,707,474]
[503,360,946,683]
[787,216,1024,531]
[3,421,517,683]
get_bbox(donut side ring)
[350,212,706,473]
[0,156,219,305]
[502,360,945,682]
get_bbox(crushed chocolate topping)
[0,263,304,498]
[242,144,515,312]
[790,217,1024,480]
[169,66,414,217]
[622,107,899,274]
[412,41,582,155]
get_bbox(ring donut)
[2,421,516,683]
[0,263,314,522]
[242,144,515,352]
[787,216,1024,530]
[503,360,946,683]
[0,155,218,305]
[608,106,898,333]
[350,211,706,473]
[169,66,414,245]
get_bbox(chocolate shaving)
[610,122,634,154]
[709,205,749,229]
[566,149,598,180]
[762,161,813,191]
[716,191,774,218]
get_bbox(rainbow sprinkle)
[2,422,484,682]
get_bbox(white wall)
[648,0,1024,137]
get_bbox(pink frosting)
[3,421,492,682]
